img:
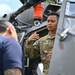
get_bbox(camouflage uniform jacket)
[25,33,55,74]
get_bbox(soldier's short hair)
[48,11,59,19]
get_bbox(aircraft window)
[63,17,75,35]
[63,17,75,28]
[62,1,75,35]
[68,25,75,36]
[63,18,70,29]
[65,1,75,16]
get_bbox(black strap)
[20,0,27,4]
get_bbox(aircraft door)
[48,0,75,75]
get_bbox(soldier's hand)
[28,32,39,42]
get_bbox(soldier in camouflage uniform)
[25,12,59,75]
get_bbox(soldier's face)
[46,15,58,32]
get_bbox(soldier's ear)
[7,25,13,35]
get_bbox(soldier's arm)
[25,32,39,50]
[26,32,39,44]
[25,33,40,58]
[4,68,22,75]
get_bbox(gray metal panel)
[49,34,75,75]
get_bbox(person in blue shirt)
[0,20,22,75]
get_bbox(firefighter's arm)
[4,68,22,75]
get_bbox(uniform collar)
[46,33,55,40]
